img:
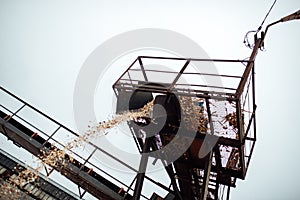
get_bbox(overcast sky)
[1,1,300,199]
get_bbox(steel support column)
[200,151,213,200]
[133,137,151,200]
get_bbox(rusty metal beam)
[236,39,261,98]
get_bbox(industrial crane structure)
[0,8,299,200]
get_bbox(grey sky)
[1,0,300,199]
